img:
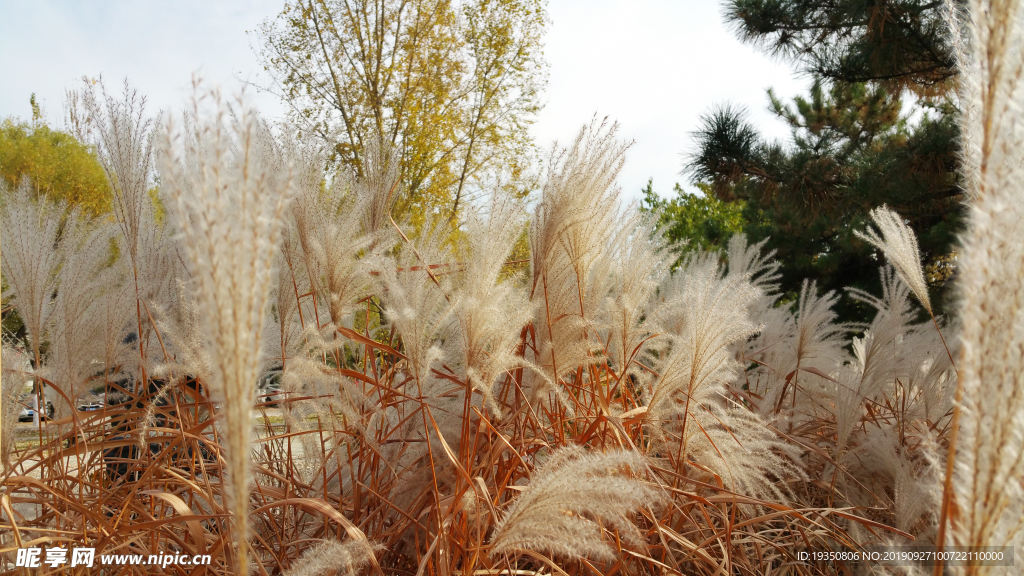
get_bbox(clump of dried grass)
[0,106,929,575]
[2,11,1022,569]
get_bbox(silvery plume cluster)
[0,1,1022,574]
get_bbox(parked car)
[256,369,284,408]
[77,399,105,412]
[18,397,54,422]
[256,382,284,408]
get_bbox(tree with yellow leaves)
[0,95,111,216]
[253,0,547,227]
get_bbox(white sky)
[0,0,807,202]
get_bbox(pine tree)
[683,1,963,322]
[725,0,959,95]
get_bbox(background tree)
[680,0,963,322]
[0,95,111,216]
[725,0,959,94]
[640,179,746,270]
[253,0,548,227]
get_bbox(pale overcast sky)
[0,0,806,202]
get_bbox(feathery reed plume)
[528,118,628,402]
[822,264,950,531]
[848,268,921,389]
[266,208,308,369]
[63,79,96,144]
[757,279,846,417]
[490,446,663,563]
[945,0,1024,567]
[851,425,939,533]
[283,539,381,576]
[0,181,64,368]
[598,207,672,380]
[788,280,845,375]
[150,279,213,383]
[82,78,154,271]
[280,328,366,427]
[725,234,780,290]
[95,266,138,375]
[157,88,292,573]
[645,241,806,499]
[381,223,457,387]
[263,263,301,375]
[901,323,958,427]
[530,118,628,295]
[943,0,980,199]
[82,78,179,380]
[451,193,531,416]
[358,135,402,238]
[0,344,26,468]
[834,268,920,453]
[856,205,933,314]
[646,252,759,425]
[46,211,119,417]
[290,145,381,328]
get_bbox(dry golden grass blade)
[140,490,210,554]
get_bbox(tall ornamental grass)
[0,2,1021,572]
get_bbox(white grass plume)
[376,221,467,506]
[380,223,458,388]
[849,425,939,533]
[646,252,760,425]
[725,234,780,291]
[149,279,213,384]
[0,344,28,468]
[0,182,64,364]
[948,0,1024,560]
[450,193,531,417]
[278,347,366,485]
[282,539,381,576]
[789,280,845,378]
[847,268,922,405]
[82,78,155,271]
[529,117,627,299]
[596,207,673,380]
[46,211,119,417]
[644,245,806,500]
[83,78,180,373]
[901,324,958,427]
[157,88,292,572]
[692,402,807,502]
[833,268,920,453]
[944,0,981,200]
[527,118,628,403]
[490,446,663,563]
[265,221,307,369]
[754,279,846,418]
[856,206,933,314]
[357,135,402,239]
[290,153,377,328]
[280,328,367,427]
